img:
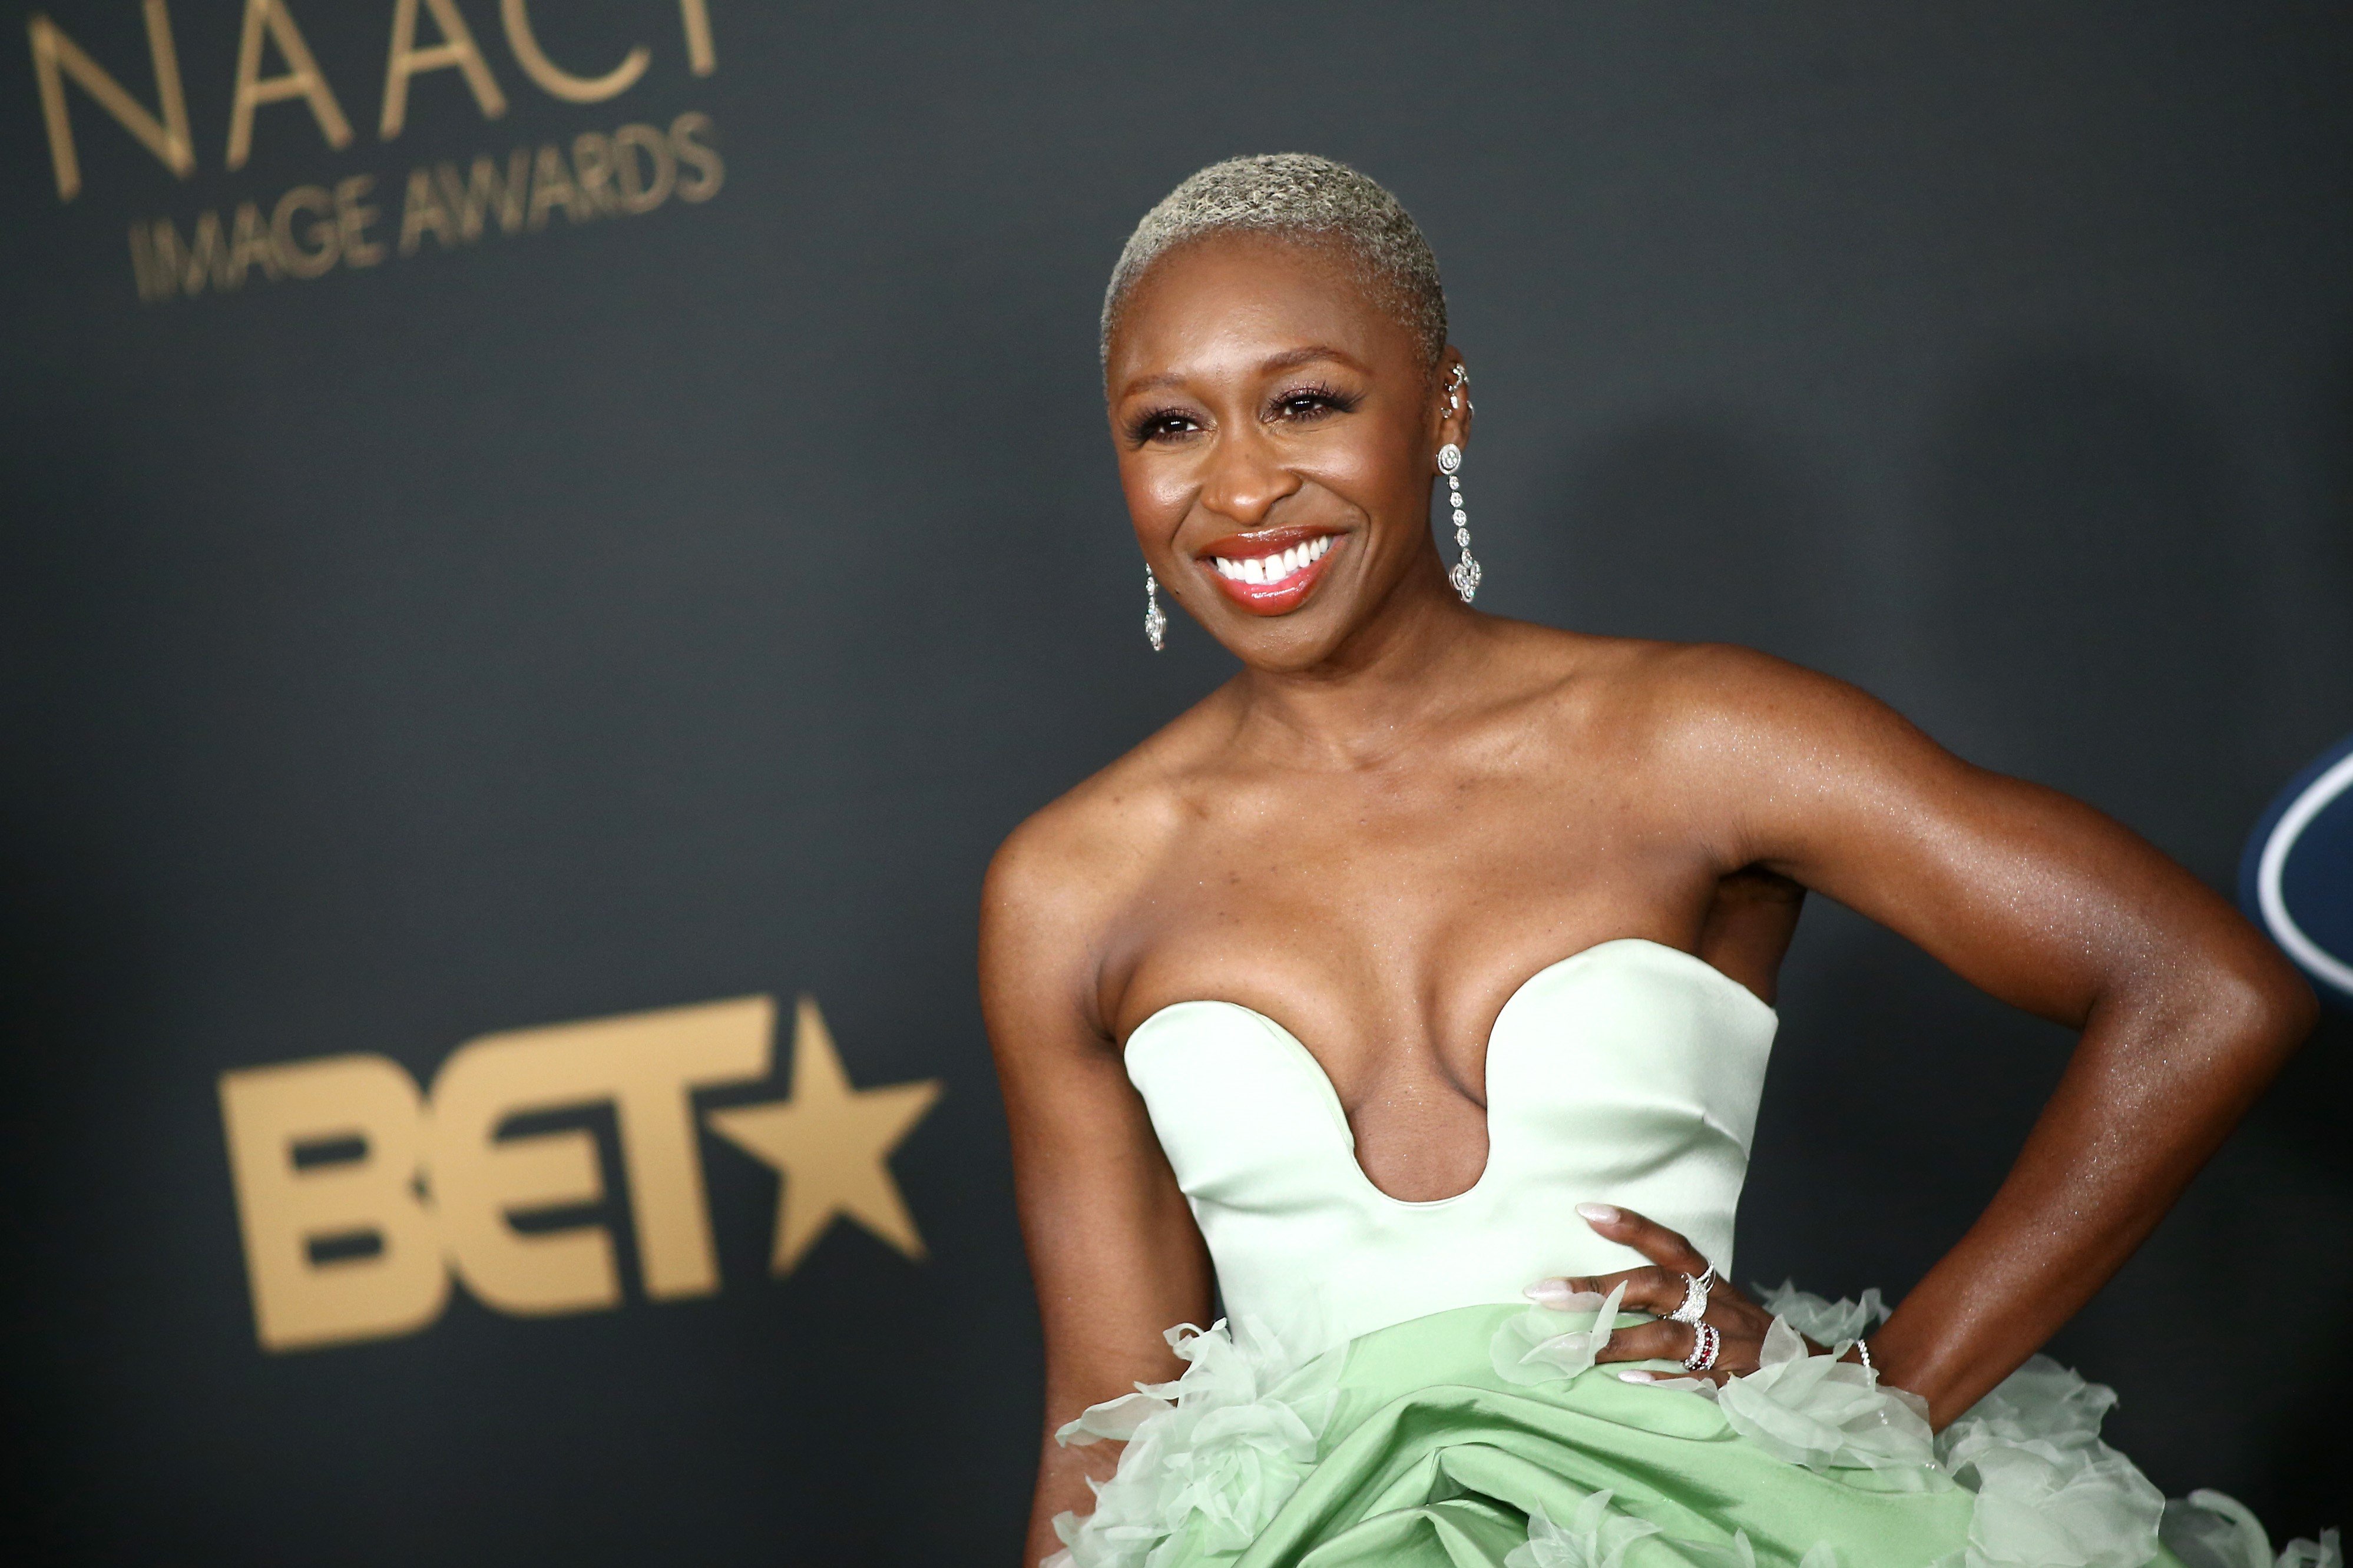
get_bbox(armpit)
[1697,866,1806,1006]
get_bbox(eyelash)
[1267,383,1359,422]
[1126,384,1361,446]
[1128,407,1200,445]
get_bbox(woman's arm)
[981,820,1214,1564]
[1656,647,2316,1427]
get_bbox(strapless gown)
[1045,940,2337,1568]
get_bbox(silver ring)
[1667,1265,1717,1325]
[1682,1321,1722,1374]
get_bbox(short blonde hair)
[1101,153,1448,371]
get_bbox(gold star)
[706,996,941,1274]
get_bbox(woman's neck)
[1224,555,1497,770]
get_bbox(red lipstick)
[1197,528,1343,615]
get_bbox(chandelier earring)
[1143,564,1167,651]
[1439,442,1479,604]
[1440,364,1480,604]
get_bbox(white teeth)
[1214,538,1335,588]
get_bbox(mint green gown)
[1044,941,2337,1568]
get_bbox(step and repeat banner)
[4,4,2348,1562]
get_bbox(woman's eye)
[1271,387,1356,422]
[1133,410,1201,443]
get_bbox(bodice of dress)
[1123,937,1779,1354]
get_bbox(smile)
[1201,533,1341,614]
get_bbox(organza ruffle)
[1512,1491,1844,1568]
[1044,1285,2337,1568]
[2160,1492,2341,1568]
[1050,1314,1343,1568]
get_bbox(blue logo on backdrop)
[2240,731,2353,1006]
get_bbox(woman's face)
[1105,234,1464,671]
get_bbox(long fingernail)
[1523,1279,1578,1307]
[1618,1370,1656,1383]
[1576,1202,1621,1225]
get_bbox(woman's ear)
[1434,349,1472,457]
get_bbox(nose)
[1197,425,1299,531]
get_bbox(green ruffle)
[1047,1291,2338,1568]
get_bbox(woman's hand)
[1524,1202,1824,1385]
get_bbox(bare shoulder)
[1491,628,1975,873]
[979,703,1223,1042]
[983,747,1178,942]
[1557,634,1941,767]
[1566,636,2027,903]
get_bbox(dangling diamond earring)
[1143,565,1167,651]
[1439,442,1479,603]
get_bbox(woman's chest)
[1106,769,1726,1108]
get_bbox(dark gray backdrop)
[4,3,2347,1562]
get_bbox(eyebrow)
[1116,344,1368,399]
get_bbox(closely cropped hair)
[1101,153,1448,372]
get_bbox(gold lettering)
[335,174,386,267]
[270,184,339,279]
[398,165,456,254]
[603,998,773,1297]
[670,111,722,204]
[426,997,770,1311]
[610,122,674,214]
[680,0,714,76]
[426,1053,616,1315]
[570,131,618,215]
[127,220,158,301]
[437,148,530,240]
[148,208,231,297]
[226,0,355,173]
[218,1056,449,1352]
[28,1,194,201]
[499,0,647,104]
[227,199,281,286]
[380,0,507,140]
[527,140,589,230]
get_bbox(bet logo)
[217,995,939,1352]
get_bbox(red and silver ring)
[1682,1321,1722,1374]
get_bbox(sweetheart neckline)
[1124,936,1777,1210]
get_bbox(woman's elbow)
[2201,936,2320,1066]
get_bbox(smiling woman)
[1097,160,1468,671]
[979,155,2336,1568]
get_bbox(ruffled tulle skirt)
[1046,1287,2337,1568]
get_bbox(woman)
[981,155,2330,1568]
